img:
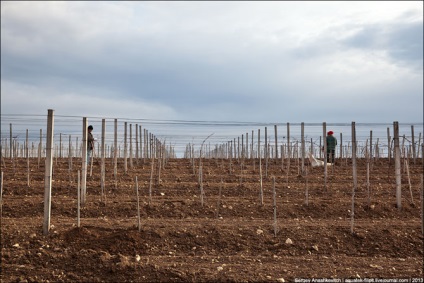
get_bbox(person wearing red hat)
[326,131,337,163]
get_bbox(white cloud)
[1,80,178,120]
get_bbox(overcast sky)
[1,1,423,124]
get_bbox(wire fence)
[1,113,423,160]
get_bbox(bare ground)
[1,157,423,282]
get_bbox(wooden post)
[272,176,277,237]
[144,129,147,161]
[114,119,118,190]
[199,165,204,206]
[101,119,106,203]
[369,130,373,169]
[258,129,264,205]
[304,167,309,206]
[26,129,30,187]
[140,125,143,163]
[135,124,139,165]
[274,125,278,163]
[387,127,391,162]
[310,138,313,157]
[68,135,72,171]
[421,174,423,235]
[77,170,81,227]
[265,127,268,177]
[251,130,254,161]
[1,171,3,218]
[351,121,357,234]
[43,109,54,235]
[38,129,42,168]
[235,137,238,160]
[246,132,249,160]
[257,128,260,168]
[366,139,371,206]
[149,158,154,206]
[9,123,12,159]
[136,176,141,232]
[124,122,128,174]
[404,159,413,203]
[394,121,401,209]
[129,123,133,169]
[216,179,223,218]
[59,133,62,158]
[81,118,88,205]
[411,125,416,164]
[301,123,305,174]
[286,123,291,187]
[323,122,327,192]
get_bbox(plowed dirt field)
[1,157,423,282]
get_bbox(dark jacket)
[326,135,337,151]
[88,132,94,150]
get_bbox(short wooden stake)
[305,167,309,206]
[77,170,81,228]
[136,176,141,232]
[404,159,413,203]
[272,176,278,237]
[216,179,223,219]
[148,158,155,206]
[0,171,3,219]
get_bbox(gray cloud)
[1,1,423,125]
[342,15,423,70]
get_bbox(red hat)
[327,131,333,135]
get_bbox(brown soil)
[1,157,423,282]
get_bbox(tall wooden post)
[101,119,106,202]
[135,124,139,165]
[369,130,373,164]
[251,130,254,159]
[287,123,291,178]
[301,122,305,174]
[38,129,42,168]
[43,109,54,235]
[9,123,12,159]
[114,119,118,189]
[129,123,133,169]
[323,122,327,192]
[258,129,263,205]
[26,129,29,187]
[351,121,357,234]
[139,125,142,162]
[411,125,416,164]
[265,127,268,177]
[387,127,391,162]
[81,118,88,205]
[274,125,278,162]
[124,122,128,174]
[246,132,249,160]
[394,121,401,209]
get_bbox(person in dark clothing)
[326,131,337,163]
[87,125,94,164]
